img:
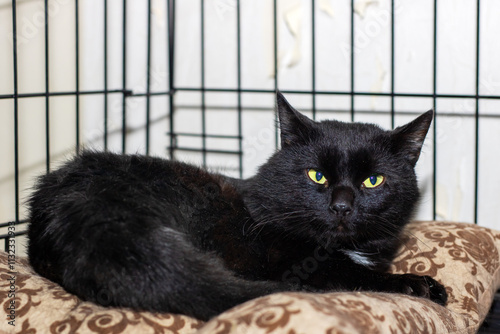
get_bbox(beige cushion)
[1,221,499,333]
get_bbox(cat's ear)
[391,110,433,166]
[277,92,316,147]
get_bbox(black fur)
[28,93,447,321]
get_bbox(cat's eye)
[362,175,385,189]
[307,169,327,185]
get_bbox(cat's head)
[244,92,433,251]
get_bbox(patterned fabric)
[1,221,499,333]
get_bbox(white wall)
[1,0,500,250]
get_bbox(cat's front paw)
[393,274,448,306]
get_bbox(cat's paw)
[393,273,448,306]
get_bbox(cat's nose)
[330,187,354,216]
[330,202,352,216]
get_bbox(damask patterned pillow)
[1,221,499,333]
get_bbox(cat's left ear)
[391,110,433,166]
[277,92,316,147]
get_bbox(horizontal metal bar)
[3,88,500,101]
[0,89,133,100]
[172,104,500,119]
[167,132,242,139]
[173,87,500,100]
[0,231,27,240]
[128,91,176,98]
[0,220,28,229]
[172,147,242,155]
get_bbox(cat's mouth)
[326,216,371,244]
[336,225,345,232]
[326,218,356,238]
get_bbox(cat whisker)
[400,229,432,253]
[362,213,432,254]
[246,209,314,239]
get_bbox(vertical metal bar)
[311,0,316,120]
[474,0,481,224]
[122,0,127,153]
[200,0,207,167]
[45,0,50,171]
[236,0,243,178]
[390,0,395,129]
[350,0,355,122]
[104,0,109,151]
[146,0,152,155]
[75,0,80,154]
[12,0,19,230]
[432,0,438,220]
[273,0,279,148]
[167,0,176,160]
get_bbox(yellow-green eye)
[307,169,327,185]
[362,175,385,189]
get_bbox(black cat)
[28,93,447,321]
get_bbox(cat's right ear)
[277,92,316,148]
[391,109,434,166]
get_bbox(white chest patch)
[341,250,376,268]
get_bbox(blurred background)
[1,0,500,256]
